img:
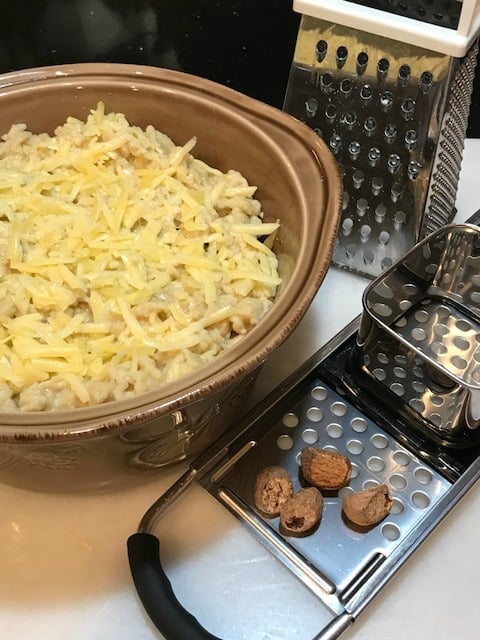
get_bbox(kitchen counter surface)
[2,139,480,640]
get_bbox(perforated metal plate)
[213,378,451,597]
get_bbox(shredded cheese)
[0,102,281,411]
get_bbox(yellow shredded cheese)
[0,102,281,411]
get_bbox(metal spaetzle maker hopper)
[283,0,480,277]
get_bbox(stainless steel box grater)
[283,0,480,278]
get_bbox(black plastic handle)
[127,532,222,640]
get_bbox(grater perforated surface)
[357,223,480,440]
[215,378,451,596]
[283,16,478,277]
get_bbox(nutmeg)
[300,446,352,490]
[342,483,393,527]
[279,487,324,534]
[253,465,294,516]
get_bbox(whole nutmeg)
[300,446,352,490]
[253,466,294,516]
[342,483,393,527]
[280,487,324,534]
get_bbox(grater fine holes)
[372,303,393,317]
[390,473,407,490]
[373,368,387,381]
[346,243,357,258]
[323,444,339,453]
[398,299,412,311]
[382,523,400,541]
[315,39,328,63]
[395,317,407,328]
[404,129,417,149]
[348,141,361,160]
[415,310,429,323]
[377,57,389,80]
[397,64,410,86]
[351,417,368,432]
[377,353,389,364]
[380,91,394,112]
[359,84,373,105]
[282,412,299,428]
[393,211,407,230]
[327,423,343,438]
[346,439,364,455]
[375,205,387,223]
[392,451,411,466]
[456,319,472,332]
[302,429,319,444]
[367,456,385,472]
[331,401,348,417]
[277,434,293,450]
[451,355,467,370]
[431,342,448,355]
[329,134,342,154]
[336,45,348,69]
[390,382,405,396]
[363,479,379,489]
[340,78,353,98]
[411,327,426,341]
[371,176,383,196]
[342,218,353,235]
[419,71,433,93]
[360,225,371,242]
[430,413,442,426]
[409,398,425,412]
[384,124,397,144]
[431,395,444,407]
[376,281,394,299]
[391,498,404,515]
[364,117,376,137]
[356,51,368,75]
[412,380,425,393]
[393,367,407,379]
[403,283,419,296]
[371,434,389,449]
[387,153,401,173]
[357,198,368,217]
[307,406,323,422]
[363,250,375,266]
[411,491,430,509]
[350,463,359,479]
[338,486,353,499]
[305,97,318,118]
[368,147,381,166]
[453,336,469,351]
[414,467,433,484]
[352,170,365,189]
[434,323,449,337]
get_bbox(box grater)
[283,0,480,278]
[127,219,480,640]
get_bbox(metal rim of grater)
[128,313,480,640]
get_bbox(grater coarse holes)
[283,11,479,278]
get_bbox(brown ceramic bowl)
[0,63,341,492]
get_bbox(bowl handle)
[127,532,222,640]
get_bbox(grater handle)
[127,532,222,640]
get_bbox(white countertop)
[3,139,480,640]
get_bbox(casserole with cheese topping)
[0,102,280,411]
